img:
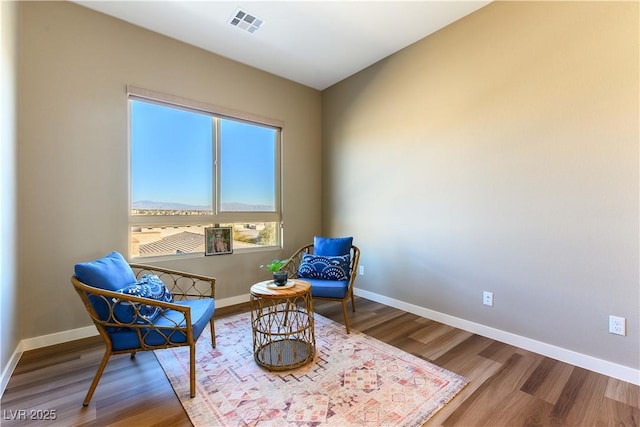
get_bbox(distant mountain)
[221,202,275,212]
[132,200,209,211]
[132,200,274,212]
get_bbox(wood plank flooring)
[2,297,638,426]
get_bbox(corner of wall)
[0,0,21,395]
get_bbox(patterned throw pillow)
[112,274,173,324]
[137,274,173,303]
[297,254,350,281]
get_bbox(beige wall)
[322,2,639,368]
[1,0,20,384]
[18,2,322,339]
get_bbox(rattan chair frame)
[279,244,360,333]
[71,263,215,406]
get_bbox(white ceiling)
[75,1,491,90]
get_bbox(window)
[128,86,282,259]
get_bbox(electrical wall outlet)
[358,265,364,276]
[609,315,626,336]
[483,291,493,307]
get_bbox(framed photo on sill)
[205,227,233,256]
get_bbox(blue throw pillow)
[112,274,173,324]
[74,251,137,292]
[314,236,353,256]
[137,274,173,303]
[298,254,350,281]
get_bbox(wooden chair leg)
[350,289,356,312]
[341,300,351,334]
[190,343,196,398]
[83,350,111,406]
[210,318,216,348]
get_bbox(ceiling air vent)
[228,8,263,34]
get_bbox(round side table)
[250,279,316,371]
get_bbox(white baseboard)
[21,325,98,352]
[1,325,101,398]
[354,287,640,386]
[1,344,22,397]
[217,293,250,308]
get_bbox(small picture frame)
[205,227,233,256]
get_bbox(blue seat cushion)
[74,251,136,292]
[298,254,350,281]
[306,278,350,299]
[109,298,215,351]
[314,236,353,256]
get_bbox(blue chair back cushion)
[313,236,353,256]
[306,278,350,299]
[109,298,215,351]
[298,253,350,281]
[74,251,136,292]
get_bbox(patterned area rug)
[154,311,468,426]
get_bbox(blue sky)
[131,100,276,209]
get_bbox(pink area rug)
[154,311,468,426]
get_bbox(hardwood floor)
[2,297,638,426]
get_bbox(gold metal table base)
[250,280,316,371]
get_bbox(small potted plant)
[260,259,289,286]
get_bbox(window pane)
[128,88,282,260]
[131,100,213,215]
[131,225,206,257]
[131,222,278,258]
[219,119,276,212]
[232,222,279,247]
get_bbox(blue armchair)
[71,251,215,406]
[280,237,360,333]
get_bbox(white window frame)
[127,86,283,259]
